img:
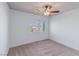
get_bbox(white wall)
[49,8,79,51]
[0,3,9,55]
[9,9,48,48]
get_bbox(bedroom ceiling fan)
[43,4,60,16]
[36,3,61,16]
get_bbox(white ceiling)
[8,2,79,16]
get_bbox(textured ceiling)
[8,2,79,16]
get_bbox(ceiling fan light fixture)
[36,3,61,16]
[44,11,51,16]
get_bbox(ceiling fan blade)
[50,10,60,13]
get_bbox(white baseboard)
[50,37,79,51]
[9,38,48,48]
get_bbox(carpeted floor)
[8,39,79,56]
